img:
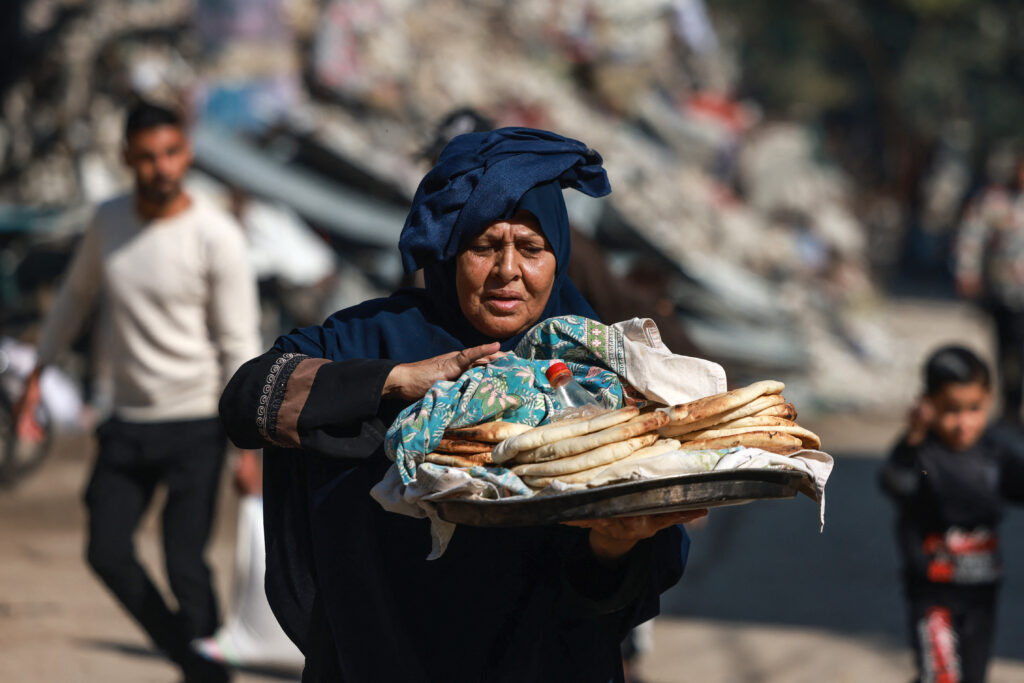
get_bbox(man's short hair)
[124,101,184,140]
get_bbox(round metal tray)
[434,468,811,527]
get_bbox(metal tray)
[434,468,812,527]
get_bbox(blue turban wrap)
[399,127,611,272]
[278,127,610,361]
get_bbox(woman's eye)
[469,244,495,254]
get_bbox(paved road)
[663,452,1024,659]
[2,428,1022,682]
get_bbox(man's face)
[123,125,192,205]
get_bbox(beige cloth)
[37,193,261,422]
[613,317,727,405]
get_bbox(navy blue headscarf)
[277,127,611,363]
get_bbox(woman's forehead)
[478,210,543,237]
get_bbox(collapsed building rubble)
[1,0,914,413]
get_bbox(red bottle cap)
[545,361,572,385]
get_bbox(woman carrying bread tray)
[219,128,706,682]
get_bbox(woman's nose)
[495,245,519,280]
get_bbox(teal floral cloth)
[384,316,637,485]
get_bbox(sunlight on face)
[123,125,192,205]
[928,382,991,451]
[455,210,556,339]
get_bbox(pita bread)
[705,416,796,430]
[659,394,785,436]
[519,438,683,489]
[521,469,602,488]
[444,421,532,443]
[424,451,494,467]
[435,438,494,454]
[515,411,670,463]
[680,424,821,449]
[754,402,797,420]
[491,407,639,464]
[661,380,784,426]
[678,430,802,454]
[511,433,658,477]
[623,437,682,460]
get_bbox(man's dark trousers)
[991,302,1024,422]
[84,416,227,664]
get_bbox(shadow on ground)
[78,639,302,681]
[663,453,1024,661]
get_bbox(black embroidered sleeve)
[219,350,399,458]
[256,353,308,446]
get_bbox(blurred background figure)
[955,149,1024,425]
[227,186,338,346]
[14,101,260,683]
[879,346,1024,683]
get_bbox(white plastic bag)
[193,496,304,669]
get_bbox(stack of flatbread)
[659,380,820,453]
[423,421,533,468]
[423,379,820,491]
[487,407,676,489]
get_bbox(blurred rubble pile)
[0,0,914,413]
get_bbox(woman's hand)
[383,342,502,401]
[564,509,709,562]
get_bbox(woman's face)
[456,210,557,339]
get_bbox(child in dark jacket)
[880,345,1024,683]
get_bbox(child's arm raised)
[878,399,932,499]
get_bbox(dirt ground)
[2,297,1023,683]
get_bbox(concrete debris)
[0,0,904,411]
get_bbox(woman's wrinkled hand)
[564,509,709,562]
[383,342,502,401]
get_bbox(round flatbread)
[519,438,683,489]
[661,380,785,426]
[680,424,820,449]
[444,421,533,443]
[754,402,797,420]
[491,406,639,464]
[435,438,494,454]
[521,469,601,488]
[511,433,658,477]
[424,451,494,467]
[659,394,785,437]
[515,411,670,464]
[703,416,795,430]
[678,430,802,454]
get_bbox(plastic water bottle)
[545,361,605,421]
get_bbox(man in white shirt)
[15,101,260,683]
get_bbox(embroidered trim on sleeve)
[256,352,307,446]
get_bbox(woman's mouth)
[483,292,524,313]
